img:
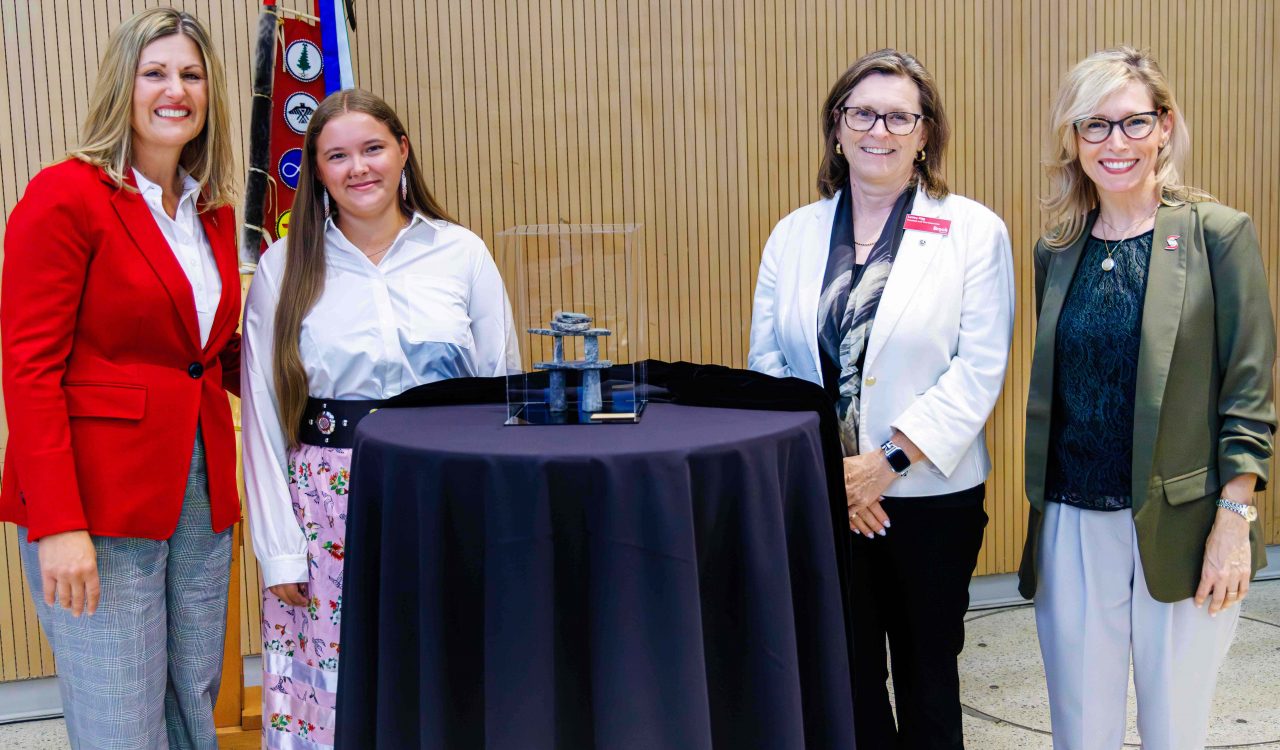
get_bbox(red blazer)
[1,159,242,541]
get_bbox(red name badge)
[903,214,951,236]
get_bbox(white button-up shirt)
[133,169,222,346]
[241,214,521,586]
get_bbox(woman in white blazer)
[748,49,1015,750]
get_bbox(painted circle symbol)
[285,40,323,83]
[283,92,319,135]
[278,148,303,191]
[276,209,292,239]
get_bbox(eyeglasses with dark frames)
[836,106,926,136]
[1073,110,1165,143]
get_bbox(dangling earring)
[916,148,927,163]
[322,189,330,217]
[835,142,843,156]
[400,169,408,201]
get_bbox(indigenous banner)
[243,1,355,265]
[263,15,326,252]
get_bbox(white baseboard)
[0,675,62,723]
[0,655,263,724]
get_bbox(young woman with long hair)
[241,88,520,748]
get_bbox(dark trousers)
[850,487,988,750]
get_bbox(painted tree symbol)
[297,43,312,74]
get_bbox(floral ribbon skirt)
[260,444,351,750]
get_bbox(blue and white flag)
[316,0,355,96]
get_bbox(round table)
[336,401,853,749]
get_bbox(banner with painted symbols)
[251,1,354,258]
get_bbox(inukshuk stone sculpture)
[529,311,612,413]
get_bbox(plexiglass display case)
[497,223,647,425]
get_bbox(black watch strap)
[881,440,911,475]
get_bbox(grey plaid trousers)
[19,432,233,750]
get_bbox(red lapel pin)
[1164,234,1180,251]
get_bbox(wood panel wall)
[2,0,1278,684]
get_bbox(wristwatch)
[881,440,910,477]
[1216,497,1258,522]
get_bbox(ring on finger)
[1227,589,1240,598]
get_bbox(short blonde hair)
[67,8,236,208]
[1042,46,1211,247]
[817,49,950,200]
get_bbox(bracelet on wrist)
[1216,497,1257,522]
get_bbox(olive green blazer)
[1019,202,1276,603]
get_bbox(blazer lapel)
[1130,203,1192,509]
[107,172,200,350]
[199,205,239,354]
[1023,216,1091,510]
[797,196,838,372]
[863,191,943,369]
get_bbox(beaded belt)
[298,397,388,449]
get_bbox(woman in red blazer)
[0,9,240,748]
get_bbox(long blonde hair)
[67,7,235,208]
[1042,46,1212,247]
[273,89,455,447]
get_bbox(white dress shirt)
[241,214,522,586]
[133,168,222,346]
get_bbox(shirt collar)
[132,168,201,210]
[324,211,443,244]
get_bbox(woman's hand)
[850,499,892,538]
[37,530,100,617]
[1195,508,1253,616]
[269,582,310,607]
[844,452,896,537]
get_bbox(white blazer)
[748,189,1015,497]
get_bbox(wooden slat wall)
[1,0,1278,684]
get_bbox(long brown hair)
[1041,47,1211,248]
[68,7,236,207]
[816,49,950,200]
[273,89,455,446]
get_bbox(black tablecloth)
[336,401,854,749]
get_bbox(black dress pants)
[850,486,988,750]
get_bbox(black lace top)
[1045,230,1153,511]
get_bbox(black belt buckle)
[300,397,385,448]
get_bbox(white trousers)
[1034,502,1239,750]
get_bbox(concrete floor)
[948,578,1280,749]
[3,579,1278,749]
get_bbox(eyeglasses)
[1073,110,1164,143]
[837,106,925,135]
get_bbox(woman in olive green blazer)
[1021,47,1275,750]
